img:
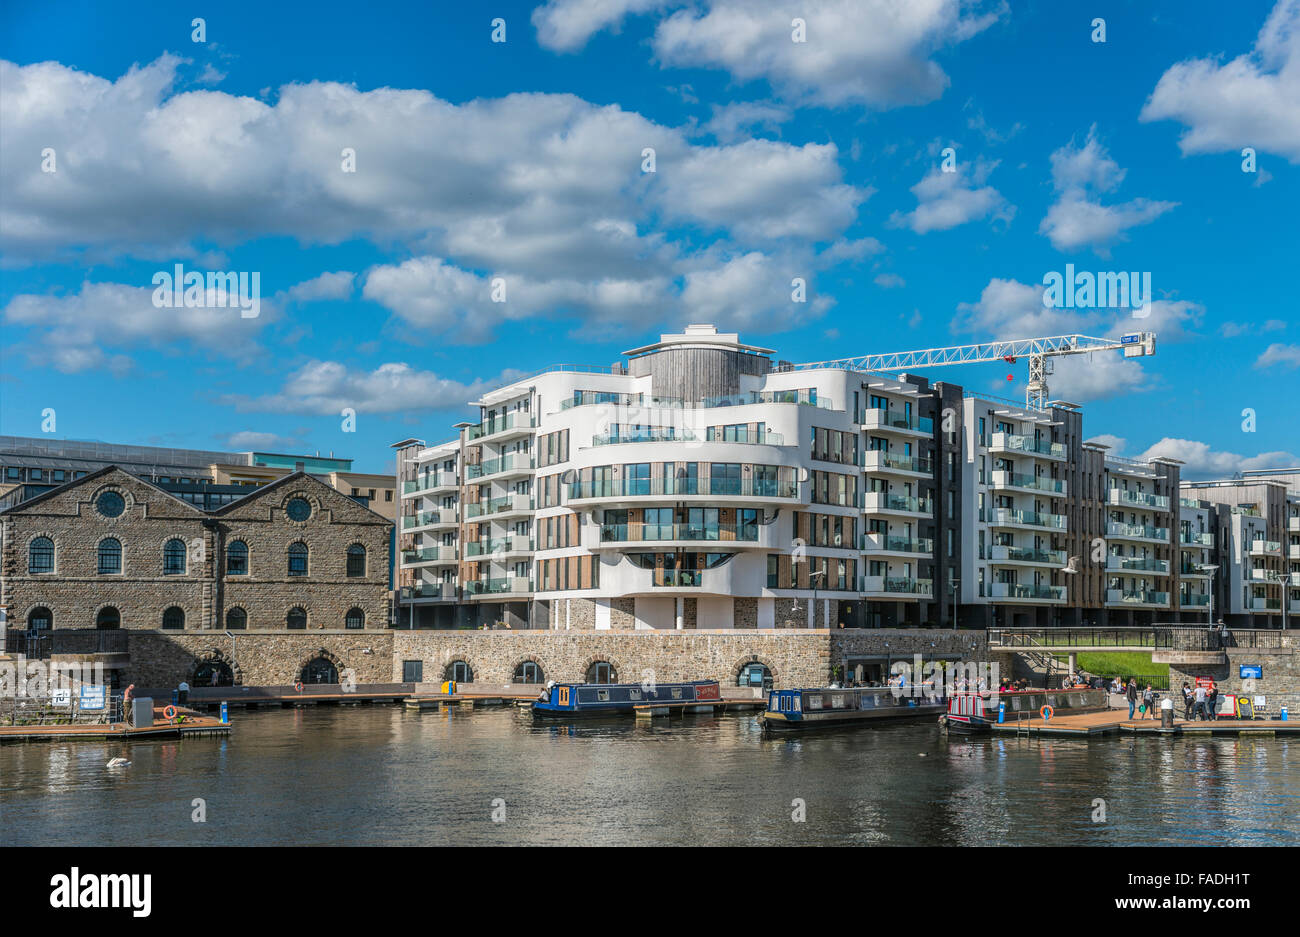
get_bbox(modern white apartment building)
[394,324,961,630]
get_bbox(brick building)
[0,466,392,686]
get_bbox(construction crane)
[792,332,1156,410]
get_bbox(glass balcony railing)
[464,577,533,595]
[1107,589,1170,606]
[986,508,1067,529]
[990,582,1066,601]
[1181,531,1214,546]
[1249,540,1282,554]
[865,493,934,514]
[401,546,456,563]
[401,512,437,529]
[990,433,1066,459]
[863,450,932,474]
[654,570,702,587]
[1180,594,1211,606]
[464,537,534,557]
[591,430,697,446]
[863,409,933,433]
[1107,522,1169,542]
[861,576,933,595]
[601,523,759,543]
[1108,488,1171,510]
[466,495,534,518]
[1107,556,1170,574]
[466,455,534,479]
[862,535,933,554]
[991,471,1065,494]
[559,389,833,412]
[568,478,797,500]
[467,413,536,441]
[990,545,1068,565]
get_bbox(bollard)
[1282,707,1289,722]
[220,701,228,724]
[1161,697,1174,728]
[997,701,1005,724]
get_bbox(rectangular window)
[402,660,424,682]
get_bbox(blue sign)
[1120,333,1140,344]
[1240,665,1262,679]
[78,685,106,711]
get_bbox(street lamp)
[809,568,826,628]
[1196,565,1219,628]
[948,578,960,629]
[1265,570,1290,631]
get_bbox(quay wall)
[1165,634,1300,716]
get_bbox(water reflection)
[1,708,1296,846]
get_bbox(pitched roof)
[0,464,209,517]
[209,470,393,523]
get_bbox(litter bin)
[1161,697,1174,728]
[132,697,154,729]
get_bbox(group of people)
[1181,680,1220,721]
[1121,678,1161,720]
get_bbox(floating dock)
[0,706,230,745]
[989,709,1300,738]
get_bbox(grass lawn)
[1056,651,1169,681]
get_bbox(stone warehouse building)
[0,466,392,686]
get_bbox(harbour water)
[2,707,1297,846]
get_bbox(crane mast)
[793,332,1156,410]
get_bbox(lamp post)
[810,568,826,629]
[1197,565,1219,628]
[1266,570,1290,631]
[948,578,960,629]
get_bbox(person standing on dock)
[1142,685,1155,720]
[1207,683,1218,721]
[1182,682,1193,721]
[1126,679,1137,720]
[1193,682,1208,720]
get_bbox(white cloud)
[701,100,792,143]
[286,271,355,303]
[874,273,906,289]
[1039,127,1177,255]
[534,0,1005,108]
[678,250,832,328]
[1047,353,1152,402]
[1083,433,1127,454]
[223,361,526,416]
[1140,0,1300,162]
[1255,342,1300,368]
[1135,437,1300,479]
[888,158,1013,234]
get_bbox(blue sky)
[1,0,1297,476]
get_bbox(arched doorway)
[585,660,617,683]
[512,660,544,684]
[737,661,772,690]
[95,607,120,629]
[194,659,235,687]
[301,657,339,684]
[444,661,473,683]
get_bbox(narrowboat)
[942,686,1110,733]
[760,686,945,733]
[531,680,721,719]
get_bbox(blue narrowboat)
[943,687,1110,733]
[761,686,945,732]
[531,680,722,719]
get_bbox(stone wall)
[1166,634,1300,715]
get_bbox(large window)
[29,537,54,574]
[163,538,187,575]
[226,608,247,630]
[162,606,185,630]
[97,538,122,574]
[585,661,617,683]
[288,542,308,577]
[286,607,307,630]
[96,490,125,518]
[344,607,365,630]
[227,540,249,575]
[626,462,651,496]
[27,607,53,631]
[346,544,366,577]
[711,463,741,495]
[513,661,544,684]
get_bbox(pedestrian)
[1126,678,1138,720]
[1193,681,1208,720]
[1182,682,1193,721]
[1142,684,1155,720]
[1207,683,1218,721]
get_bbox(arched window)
[27,607,53,631]
[288,542,308,577]
[444,661,474,683]
[513,661,544,684]
[227,540,248,576]
[737,661,772,689]
[344,607,365,630]
[286,607,307,630]
[346,544,366,577]
[585,661,617,683]
[162,606,185,629]
[97,538,122,574]
[96,607,121,629]
[226,607,247,630]
[163,538,187,575]
[29,537,54,574]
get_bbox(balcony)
[597,522,768,549]
[401,545,457,565]
[1107,522,1169,543]
[1180,531,1214,547]
[1289,516,1300,533]
[466,494,535,519]
[403,507,458,529]
[990,471,1066,496]
[464,576,533,596]
[986,508,1067,530]
[1249,540,1282,557]
[465,535,535,558]
[990,544,1067,567]
[1108,488,1171,511]
[1245,597,1282,612]
[1288,543,1300,560]
[861,575,933,598]
[399,582,448,601]
[863,450,932,477]
[861,409,933,436]
[862,533,933,556]
[403,470,458,496]
[467,412,536,442]
[567,477,798,503]
[989,582,1066,602]
[1180,594,1210,607]
[466,454,535,480]
[1106,589,1170,607]
[1106,555,1170,575]
[989,433,1066,460]
[863,492,933,517]
[1179,564,1212,578]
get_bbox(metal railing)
[4,629,129,659]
